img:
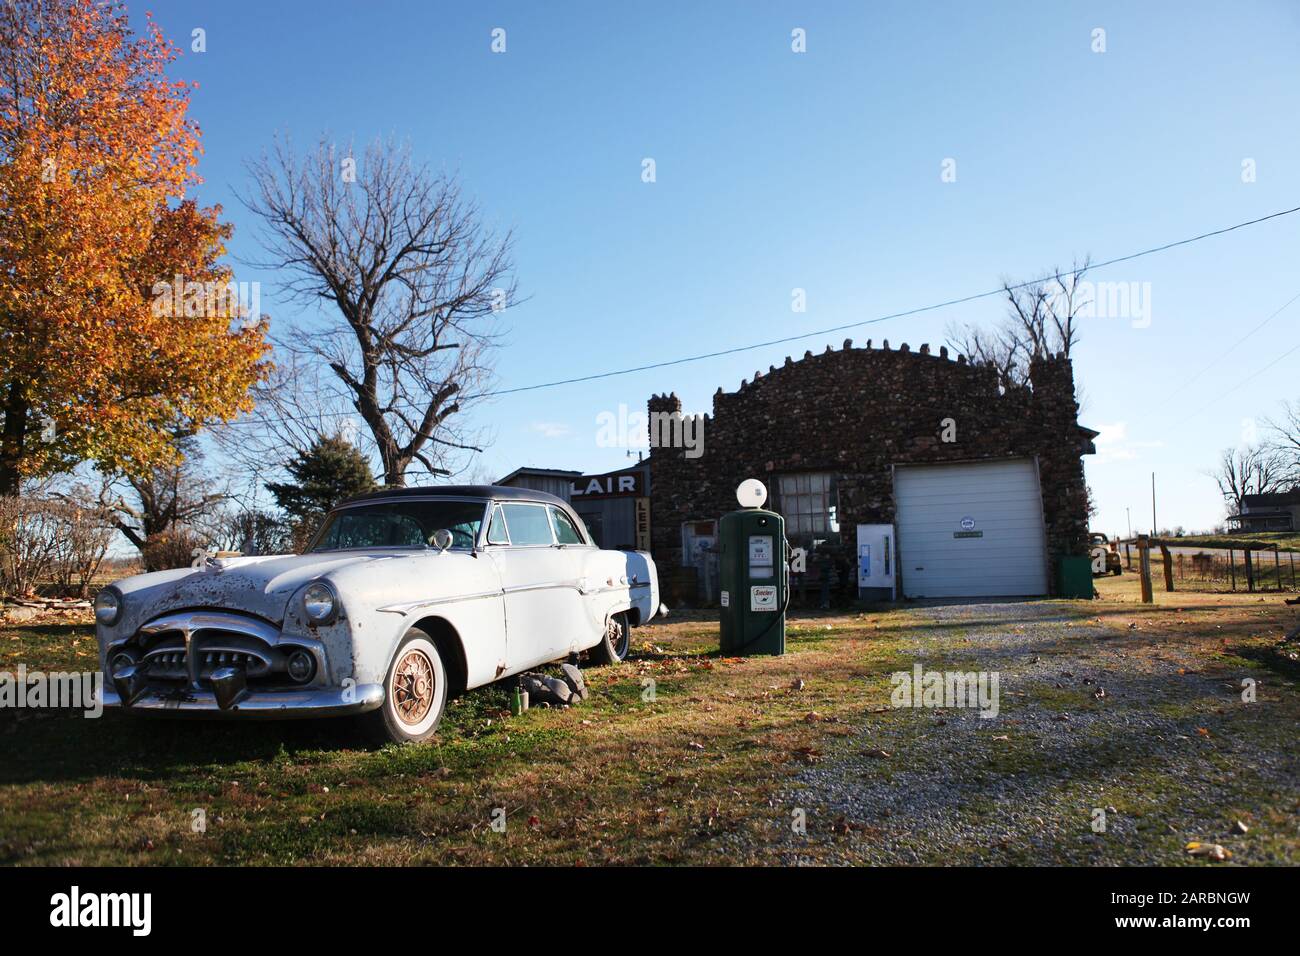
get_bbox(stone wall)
[648,339,1094,597]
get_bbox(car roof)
[336,484,568,508]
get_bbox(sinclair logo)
[570,471,645,499]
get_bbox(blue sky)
[139,0,1299,535]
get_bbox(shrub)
[142,527,205,572]
[0,496,64,597]
[0,494,117,598]
[50,500,115,597]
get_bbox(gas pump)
[718,479,788,656]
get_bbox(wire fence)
[1119,540,1298,594]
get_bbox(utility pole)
[1151,472,1157,536]
[1126,507,1132,539]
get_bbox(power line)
[467,202,1300,400]
[224,202,1300,427]
[1174,338,1300,428]
[1155,289,1300,409]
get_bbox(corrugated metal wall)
[572,498,638,550]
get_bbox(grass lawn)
[1,581,1296,866]
[0,610,918,865]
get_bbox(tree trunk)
[0,384,29,497]
[382,454,410,487]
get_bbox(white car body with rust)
[95,486,660,743]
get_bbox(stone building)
[647,338,1096,601]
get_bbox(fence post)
[1125,541,1132,570]
[1138,535,1153,604]
[1160,544,1175,592]
[1291,551,1296,590]
[1245,549,1255,593]
[1229,548,1236,591]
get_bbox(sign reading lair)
[570,468,647,499]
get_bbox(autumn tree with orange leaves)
[0,0,269,495]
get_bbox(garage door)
[894,459,1048,598]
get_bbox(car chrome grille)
[143,646,272,681]
[127,610,296,689]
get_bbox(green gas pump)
[719,479,788,656]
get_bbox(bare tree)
[0,479,114,597]
[48,485,115,597]
[242,136,517,486]
[947,259,1090,390]
[100,440,228,569]
[1265,399,1300,484]
[205,505,291,556]
[0,494,64,596]
[1210,444,1289,517]
[210,350,373,482]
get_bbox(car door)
[486,501,588,670]
[546,504,608,641]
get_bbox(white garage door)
[895,459,1048,598]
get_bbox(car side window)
[487,505,510,545]
[549,506,584,545]
[499,503,554,546]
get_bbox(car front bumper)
[101,681,385,719]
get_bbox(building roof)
[1242,488,1300,509]
[496,466,583,484]
[338,484,567,507]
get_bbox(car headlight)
[94,588,121,626]
[302,582,337,624]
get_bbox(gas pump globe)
[718,479,788,656]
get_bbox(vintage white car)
[95,486,661,744]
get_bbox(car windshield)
[309,499,487,552]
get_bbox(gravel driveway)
[763,602,1298,865]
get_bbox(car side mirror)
[431,529,454,552]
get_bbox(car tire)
[358,628,448,746]
[588,612,630,665]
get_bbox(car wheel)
[359,629,448,745]
[588,612,630,665]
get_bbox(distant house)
[1228,488,1300,533]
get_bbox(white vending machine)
[856,523,896,601]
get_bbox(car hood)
[112,551,421,626]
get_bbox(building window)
[776,473,840,545]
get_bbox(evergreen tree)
[266,435,376,545]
